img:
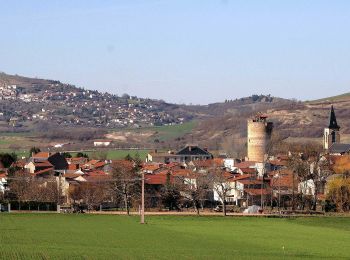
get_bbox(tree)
[176,171,211,215]
[72,182,109,211]
[111,161,140,215]
[0,152,17,168]
[333,156,350,175]
[76,152,89,159]
[327,177,350,212]
[62,152,72,158]
[161,172,181,211]
[7,171,31,210]
[288,143,331,211]
[125,154,133,161]
[207,167,233,216]
[29,147,41,157]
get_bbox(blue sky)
[1,0,349,104]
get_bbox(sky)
[1,0,350,104]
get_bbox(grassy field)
[146,121,197,141]
[0,214,349,259]
[113,121,197,142]
[74,149,149,160]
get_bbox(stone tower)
[324,105,340,151]
[247,113,273,162]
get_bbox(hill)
[1,72,349,153]
[189,94,350,154]
[0,72,195,130]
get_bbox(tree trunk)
[312,183,318,211]
[292,172,295,210]
[124,193,129,215]
[222,200,227,216]
[193,199,199,215]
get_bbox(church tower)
[324,105,340,151]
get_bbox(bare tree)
[7,171,31,210]
[175,171,211,215]
[111,161,140,215]
[76,182,108,211]
[207,167,233,216]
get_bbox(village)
[0,105,348,215]
[0,81,187,129]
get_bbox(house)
[25,161,53,174]
[0,173,7,193]
[93,140,112,147]
[47,153,69,171]
[24,152,68,175]
[83,160,107,171]
[329,143,350,155]
[147,145,213,163]
[298,179,315,196]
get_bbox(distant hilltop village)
[0,77,189,128]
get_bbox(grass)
[73,149,149,160]
[147,121,197,141]
[0,214,349,259]
[115,121,197,142]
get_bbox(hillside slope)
[190,95,350,151]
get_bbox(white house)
[0,175,7,193]
[298,179,315,196]
[93,140,112,147]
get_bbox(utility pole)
[278,171,281,214]
[140,171,145,224]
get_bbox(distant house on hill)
[93,140,112,147]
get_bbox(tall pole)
[278,171,281,214]
[140,171,145,224]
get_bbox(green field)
[114,121,197,142]
[147,121,197,141]
[76,149,149,160]
[0,214,349,259]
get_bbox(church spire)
[329,105,340,130]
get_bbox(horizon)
[1,0,350,104]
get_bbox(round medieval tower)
[247,114,273,162]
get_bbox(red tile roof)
[235,161,256,169]
[33,152,50,158]
[238,179,264,185]
[34,167,54,176]
[269,160,288,166]
[270,169,297,189]
[245,188,271,196]
[142,163,161,172]
[230,174,252,181]
[240,168,257,174]
[112,160,134,171]
[34,161,53,167]
[145,174,173,185]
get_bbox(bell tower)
[324,105,340,151]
